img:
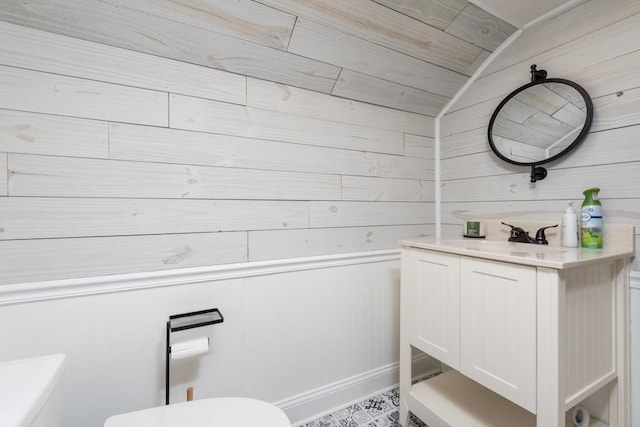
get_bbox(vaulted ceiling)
[0,0,574,117]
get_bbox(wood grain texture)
[109,123,379,177]
[441,162,640,203]
[592,87,640,132]
[169,94,405,155]
[442,98,496,136]
[440,199,640,230]
[443,108,640,180]
[0,109,108,158]
[445,3,516,52]
[466,49,491,76]
[310,201,432,227]
[246,78,434,136]
[437,0,640,288]
[288,18,467,97]
[404,134,435,159]
[0,197,308,240]
[342,176,434,202]
[481,0,640,77]
[571,49,640,100]
[441,151,517,181]
[0,232,248,285]
[260,0,483,74]
[102,0,296,50]
[332,69,448,117]
[441,128,488,159]
[378,153,434,180]
[0,0,339,93]
[0,153,6,196]
[8,154,342,200]
[372,0,468,31]
[453,10,640,112]
[248,224,433,261]
[0,21,247,105]
[0,65,168,126]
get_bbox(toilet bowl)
[104,397,290,427]
[0,354,66,427]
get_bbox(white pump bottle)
[561,202,579,247]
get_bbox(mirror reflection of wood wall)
[491,82,588,163]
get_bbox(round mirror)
[488,76,593,169]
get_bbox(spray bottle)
[581,187,603,248]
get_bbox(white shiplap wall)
[0,9,436,427]
[441,0,640,271]
[0,19,435,285]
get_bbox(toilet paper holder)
[165,308,224,405]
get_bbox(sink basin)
[441,239,567,254]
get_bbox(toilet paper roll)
[170,337,209,361]
[572,405,590,427]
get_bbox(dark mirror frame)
[488,65,594,182]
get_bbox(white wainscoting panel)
[0,252,402,427]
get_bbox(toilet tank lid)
[105,397,290,427]
[0,354,66,427]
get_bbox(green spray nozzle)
[582,187,600,206]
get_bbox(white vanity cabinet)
[459,257,537,413]
[402,249,460,370]
[399,225,634,427]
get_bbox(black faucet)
[501,222,558,245]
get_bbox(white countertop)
[400,224,635,270]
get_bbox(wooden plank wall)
[0,0,517,117]
[441,0,640,270]
[0,19,435,285]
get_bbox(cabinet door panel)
[460,257,536,413]
[403,249,460,368]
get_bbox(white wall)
[0,253,402,426]
[0,9,435,427]
[441,0,640,267]
[440,0,640,422]
[0,20,434,285]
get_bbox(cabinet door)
[402,248,460,369]
[459,257,537,413]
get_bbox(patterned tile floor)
[300,388,427,427]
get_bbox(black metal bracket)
[165,308,224,405]
[530,165,547,183]
[530,64,547,82]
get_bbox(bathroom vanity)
[399,222,634,427]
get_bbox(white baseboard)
[280,362,399,426]
[280,354,441,425]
